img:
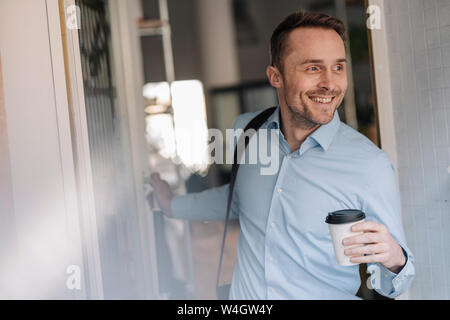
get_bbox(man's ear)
[266,66,283,88]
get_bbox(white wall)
[195,0,240,88]
[382,0,450,299]
[0,44,19,301]
[0,0,86,298]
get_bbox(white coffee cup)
[325,209,366,266]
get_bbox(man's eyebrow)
[299,58,347,65]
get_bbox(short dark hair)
[270,10,346,70]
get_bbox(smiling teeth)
[311,96,332,103]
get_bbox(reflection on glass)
[143,81,171,106]
[145,113,177,159]
[171,80,209,174]
[144,80,209,175]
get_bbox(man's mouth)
[308,95,335,104]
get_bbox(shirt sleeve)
[170,183,239,221]
[362,152,415,299]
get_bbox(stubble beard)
[283,91,339,130]
[280,75,341,130]
[285,93,321,130]
[278,69,344,130]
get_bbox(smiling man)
[151,11,415,299]
[266,20,348,153]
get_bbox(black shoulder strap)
[216,106,277,296]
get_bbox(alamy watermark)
[366,264,381,290]
[208,128,280,176]
[66,5,81,30]
[171,128,281,176]
[366,5,381,30]
[66,265,81,290]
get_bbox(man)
[151,11,414,299]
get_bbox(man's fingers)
[342,232,383,246]
[351,221,386,233]
[151,172,161,182]
[151,173,166,189]
[344,243,387,256]
[350,253,389,264]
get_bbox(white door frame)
[366,0,399,172]
[366,0,408,300]
[58,0,160,299]
[2,0,158,299]
[108,0,160,298]
[57,0,105,299]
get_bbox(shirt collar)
[309,110,341,151]
[267,105,341,152]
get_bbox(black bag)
[216,107,277,300]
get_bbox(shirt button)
[287,155,291,159]
[277,188,283,193]
[269,256,273,262]
[271,222,275,228]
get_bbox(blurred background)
[1,0,449,300]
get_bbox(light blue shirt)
[171,106,415,299]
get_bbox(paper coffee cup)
[325,209,366,266]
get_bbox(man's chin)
[287,103,337,128]
[309,118,332,126]
[308,107,336,125]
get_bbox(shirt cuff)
[370,248,415,299]
[170,195,190,220]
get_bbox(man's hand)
[150,172,174,218]
[342,221,406,274]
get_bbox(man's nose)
[317,70,334,90]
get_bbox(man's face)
[269,27,347,127]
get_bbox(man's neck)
[279,106,320,153]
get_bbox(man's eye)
[308,66,319,71]
[335,65,344,71]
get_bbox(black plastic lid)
[325,209,365,224]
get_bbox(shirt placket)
[264,130,291,298]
